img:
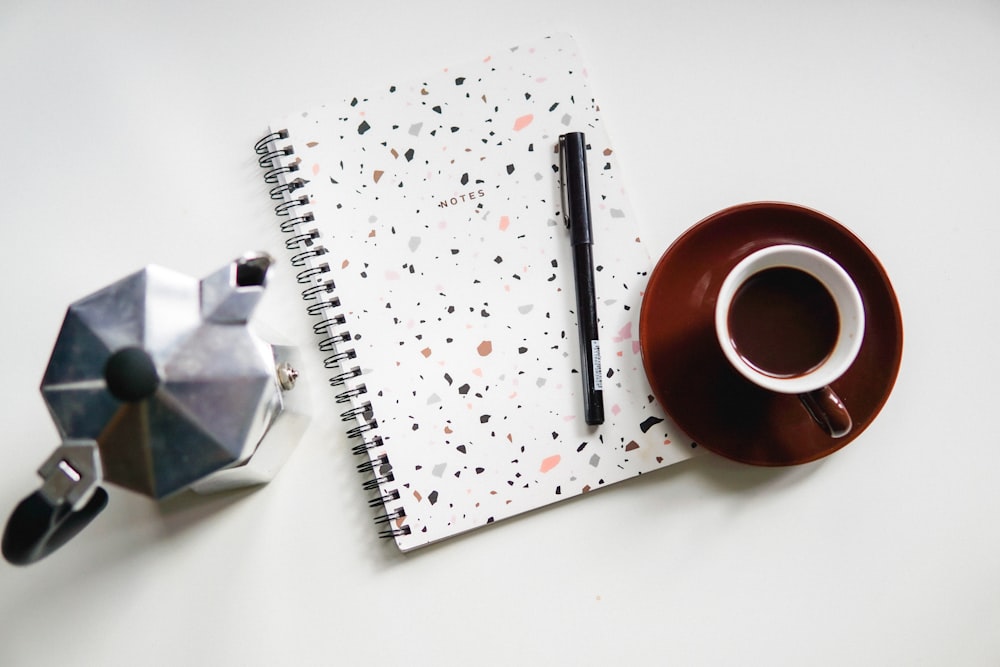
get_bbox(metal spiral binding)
[286,230,320,250]
[306,297,341,314]
[336,384,367,404]
[263,163,299,184]
[255,129,408,541]
[280,212,315,233]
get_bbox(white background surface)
[1,1,998,664]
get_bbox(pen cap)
[559,132,594,246]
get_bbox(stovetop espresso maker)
[2,252,309,565]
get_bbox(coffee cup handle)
[799,387,852,439]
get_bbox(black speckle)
[457,444,467,453]
[506,164,515,175]
[549,102,559,111]
[480,415,491,423]
[494,256,503,264]
[444,373,453,385]
[428,490,439,505]
[639,416,664,434]
[358,120,371,134]
[461,173,469,185]
[458,383,470,395]
[404,148,415,161]
[455,77,466,85]
[432,105,442,114]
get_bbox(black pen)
[559,131,604,425]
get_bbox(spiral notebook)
[255,34,696,551]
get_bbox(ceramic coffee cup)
[714,244,865,438]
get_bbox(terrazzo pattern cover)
[260,33,696,551]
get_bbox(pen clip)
[558,136,571,229]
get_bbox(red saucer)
[639,202,903,465]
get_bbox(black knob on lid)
[104,347,160,402]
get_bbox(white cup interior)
[714,244,865,394]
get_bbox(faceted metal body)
[38,254,306,499]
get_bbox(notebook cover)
[262,33,697,550]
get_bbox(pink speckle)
[513,114,534,131]
[611,404,622,416]
[632,341,641,355]
[472,368,484,377]
[312,163,321,176]
[540,454,561,473]
[613,322,633,343]
[385,270,400,280]
[499,216,511,231]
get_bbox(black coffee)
[728,267,839,378]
